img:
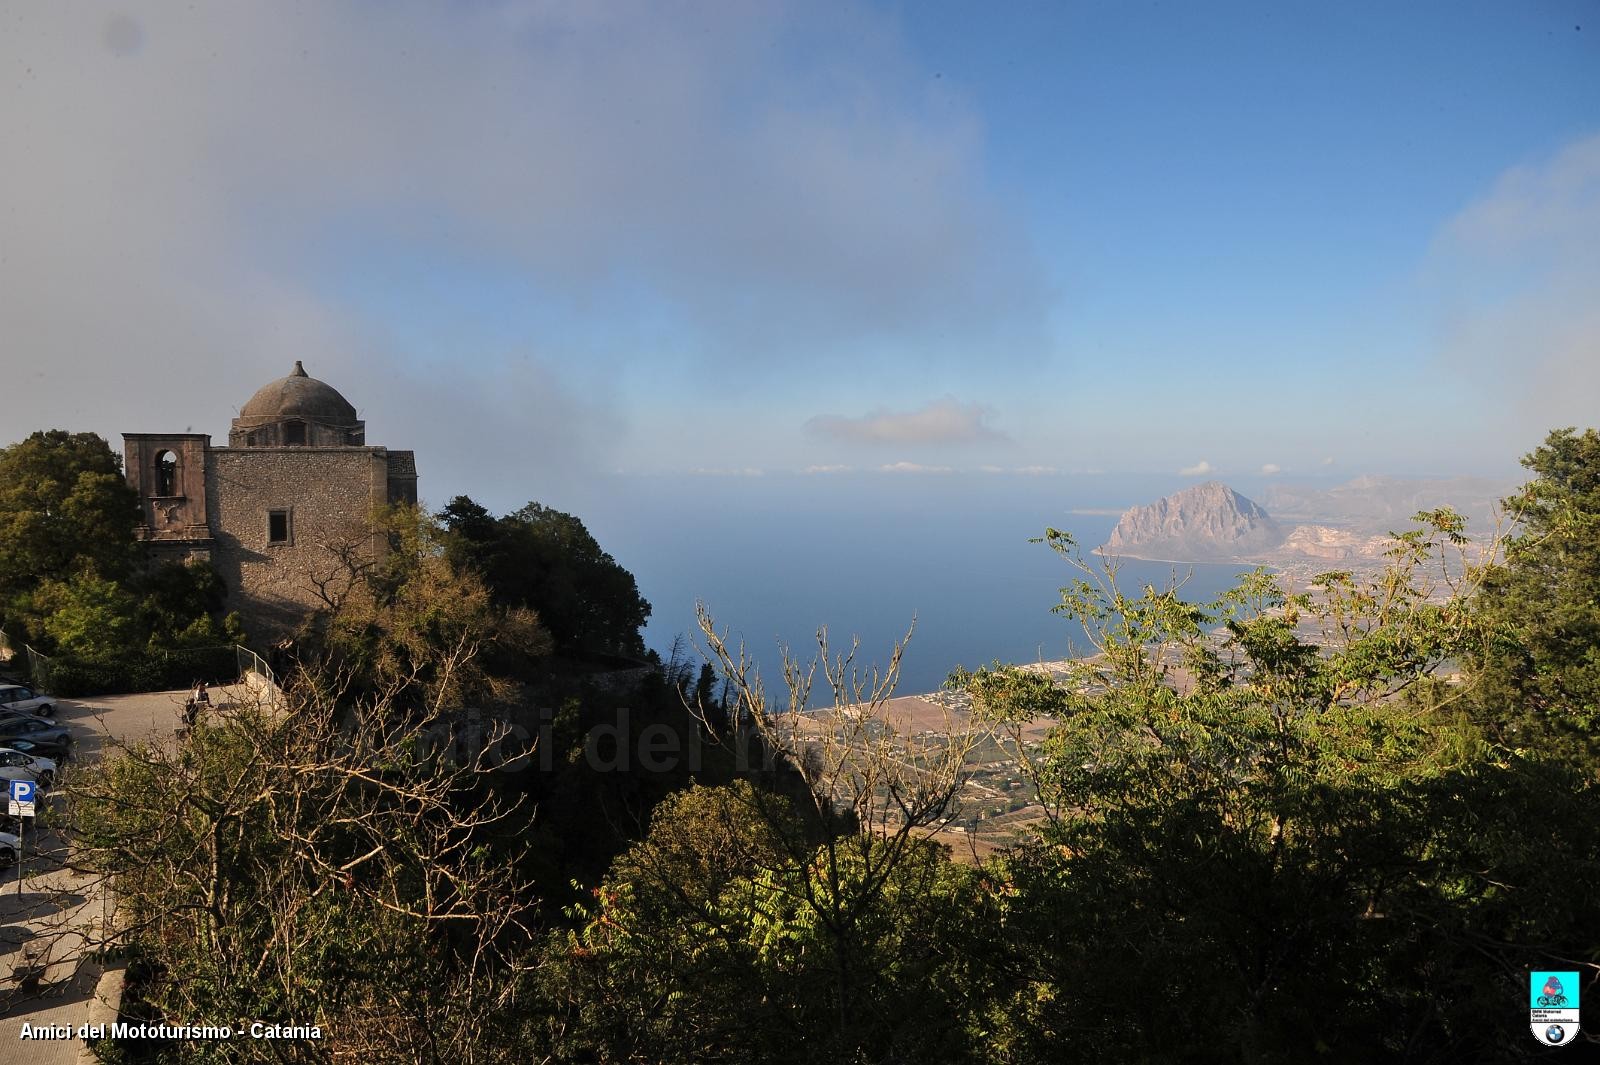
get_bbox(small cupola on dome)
[230,362,366,447]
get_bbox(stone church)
[123,362,418,637]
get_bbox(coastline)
[1089,546,1273,569]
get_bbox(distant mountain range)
[1259,475,1513,535]
[1098,475,1516,571]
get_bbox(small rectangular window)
[284,421,307,445]
[268,509,291,544]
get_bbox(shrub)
[43,646,240,697]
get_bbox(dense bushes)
[42,645,240,697]
[0,432,242,669]
[439,496,651,657]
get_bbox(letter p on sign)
[8,779,35,817]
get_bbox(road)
[0,687,229,1064]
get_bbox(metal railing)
[24,644,53,692]
[0,628,56,691]
[236,645,282,707]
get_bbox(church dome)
[238,361,359,426]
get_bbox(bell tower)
[122,432,214,556]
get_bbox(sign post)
[8,779,35,896]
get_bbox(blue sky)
[3,1,1597,499]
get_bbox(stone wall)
[123,433,214,545]
[206,448,391,639]
[227,417,365,448]
[386,450,418,506]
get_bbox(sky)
[2,0,1597,509]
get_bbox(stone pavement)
[0,859,115,1065]
[0,686,256,1063]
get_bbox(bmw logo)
[1545,1024,1565,1044]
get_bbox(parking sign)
[7,779,35,818]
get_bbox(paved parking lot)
[0,686,249,1063]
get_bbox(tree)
[670,610,990,1060]
[0,430,140,628]
[32,570,142,659]
[0,432,240,664]
[527,612,999,1063]
[65,507,558,1062]
[439,496,650,658]
[71,685,544,1064]
[1471,427,1600,749]
[132,559,242,649]
[542,781,1003,1064]
[950,517,1585,1062]
[536,781,801,1061]
[296,505,553,718]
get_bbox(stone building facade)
[124,362,417,638]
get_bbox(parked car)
[0,763,45,790]
[1,736,72,763]
[0,684,53,718]
[0,715,72,749]
[0,830,17,865]
[0,748,56,785]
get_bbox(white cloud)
[689,467,766,477]
[1443,135,1600,252]
[879,461,955,474]
[1322,457,1336,466]
[801,464,852,474]
[806,397,1008,446]
[1014,465,1058,475]
[1261,463,1282,475]
[0,2,1046,484]
[1430,133,1600,439]
[1179,460,1215,476]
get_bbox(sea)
[564,472,1257,700]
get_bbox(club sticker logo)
[1538,975,1570,1008]
[1530,971,1580,1046]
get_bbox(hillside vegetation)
[12,426,1597,1062]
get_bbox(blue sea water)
[564,473,1254,698]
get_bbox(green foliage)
[0,430,238,668]
[35,570,142,658]
[0,430,140,631]
[1471,426,1600,746]
[949,660,1069,723]
[44,644,240,697]
[133,559,240,648]
[0,428,141,652]
[295,506,553,717]
[14,559,242,694]
[440,495,651,657]
[955,508,1599,1062]
[32,561,236,660]
[71,694,543,1064]
[539,782,1005,1064]
[55,428,1600,1062]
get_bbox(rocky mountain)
[1100,482,1283,562]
